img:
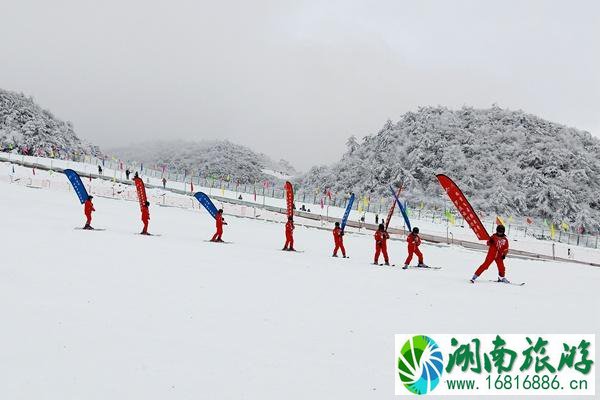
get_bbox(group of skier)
[79,195,511,284]
[82,196,151,235]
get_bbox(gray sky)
[2,0,598,170]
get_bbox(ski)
[488,279,525,286]
[74,227,106,231]
[204,240,233,244]
[280,249,304,253]
[404,265,442,270]
[137,233,162,237]
[375,263,395,266]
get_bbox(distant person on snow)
[83,195,95,229]
[141,201,150,235]
[470,225,509,283]
[210,209,227,242]
[332,222,346,258]
[134,171,139,180]
[375,214,379,224]
[403,227,425,269]
[373,224,390,265]
[97,165,103,175]
[162,177,167,188]
[283,216,295,251]
[125,169,131,180]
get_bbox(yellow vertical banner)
[550,223,556,239]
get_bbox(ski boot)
[498,277,510,284]
[402,264,409,270]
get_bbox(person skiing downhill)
[283,216,295,251]
[83,195,95,229]
[210,209,227,242]
[373,223,390,265]
[470,225,510,283]
[141,201,150,235]
[403,227,425,269]
[332,222,346,258]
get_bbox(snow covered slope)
[0,174,598,399]
[0,88,101,157]
[300,106,600,231]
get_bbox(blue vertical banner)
[194,192,218,219]
[390,186,412,231]
[64,169,90,204]
[340,193,355,232]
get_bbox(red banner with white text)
[436,174,489,240]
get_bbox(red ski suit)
[333,226,346,257]
[474,233,509,277]
[84,199,95,225]
[405,233,423,265]
[374,230,389,264]
[141,205,150,234]
[284,220,295,250]
[211,212,226,241]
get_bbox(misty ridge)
[107,140,298,184]
[1,87,600,231]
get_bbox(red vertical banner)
[284,181,294,218]
[385,186,402,230]
[133,177,148,211]
[436,174,489,240]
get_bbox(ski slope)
[0,178,598,399]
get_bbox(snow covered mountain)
[300,106,600,231]
[0,88,101,157]
[108,140,298,183]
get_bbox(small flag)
[526,217,533,224]
[496,216,505,226]
[550,223,556,239]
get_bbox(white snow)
[0,166,598,399]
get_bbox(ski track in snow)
[0,178,598,400]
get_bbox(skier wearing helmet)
[283,216,295,251]
[470,225,510,283]
[332,221,347,258]
[373,223,390,265]
[403,227,425,269]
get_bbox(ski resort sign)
[395,334,595,396]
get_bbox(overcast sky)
[2,0,598,170]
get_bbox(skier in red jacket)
[283,216,295,251]
[83,196,95,230]
[471,225,510,283]
[211,209,227,242]
[403,227,425,269]
[373,223,390,265]
[141,201,150,235]
[332,222,346,257]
